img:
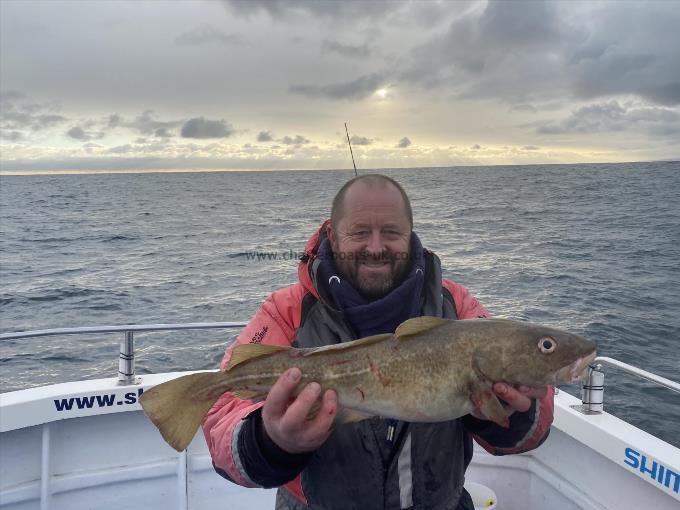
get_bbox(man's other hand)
[262,367,337,454]
[471,383,549,421]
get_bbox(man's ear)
[326,223,337,251]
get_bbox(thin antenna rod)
[344,122,358,177]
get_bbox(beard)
[337,250,411,301]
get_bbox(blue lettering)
[665,468,680,494]
[124,392,136,404]
[657,464,665,483]
[75,396,96,409]
[624,447,640,469]
[96,394,116,407]
[54,398,74,411]
[639,456,658,478]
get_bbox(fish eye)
[539,337,557,354]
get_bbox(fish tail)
[139,371,225,452]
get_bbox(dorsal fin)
[302,333,392,356]
[395,316,450,338]
[227,343,289,370]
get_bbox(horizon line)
[0,158,678,177]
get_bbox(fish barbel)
[140,317,596,451]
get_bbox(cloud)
[223,0,401,23]
[521,145,540,151]
[108,114,122,129]
[280,135,310,145]
[154,128,173,138]
[321,39,371,59]
[0,91,67,133]
[66,126,87,140]
[397,137,411,148]
[181,117,235,139]
[0,130,24,141]
[126,111,183,136]
[350,135,372,145]
[289,73,386,101]
[66,125,104,141]
[471,144,482,150]
[399,1,680,107]
[175,24,241,46]
[536,100,680,136]
[257,130,273,142]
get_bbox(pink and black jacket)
[202,222,554,510]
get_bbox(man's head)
[327,174,413,300]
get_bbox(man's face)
[328,182,412,300]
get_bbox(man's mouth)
[361,260,389,267]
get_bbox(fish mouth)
[553,351,597,384]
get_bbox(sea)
[1,162,679,447]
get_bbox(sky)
[1,0,679,174]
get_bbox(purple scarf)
[316,233,426,338]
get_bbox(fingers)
[282,381,322,425]
[263,368,302,421]
[262,369,337,454]
[493,383,536,413]
[517,385,548,400]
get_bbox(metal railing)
[3,325,679,402]
[578,356,680,415]
[0,322,248,385]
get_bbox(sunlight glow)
[375,88,388,99]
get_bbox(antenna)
[344,122,358,177]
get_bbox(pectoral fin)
[470,385,510,428]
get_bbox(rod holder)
[581,364,604,414]
[118,331,136,385]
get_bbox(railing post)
[581,364,604,414]
[118,331,135,385]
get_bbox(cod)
[140,317,596,452]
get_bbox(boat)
[1,323,679,510]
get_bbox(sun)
[374,88,388,99]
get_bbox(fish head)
[471,319,597,386]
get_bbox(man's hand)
[471,383,548,421]
[262,367,337,454]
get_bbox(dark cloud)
[402,1,680,107]
[289,73,386,101]
[223,0,400,22]
[537,100,680,136]
[66,126,87,140]
[154,128,173,138]
[397,137,411,148]
[180,117,234,139]
[108,114,122,129]
[66,125,104,141]
[175,24,241,46]
[0,130,24,141]
[280,135,309,145]
[0,91,67,133]
[521,145,540,151]
[321,39,371,59]
[126,111,183,136]
[257,130,273,142]
[470,144,482,150]
[350,135,372,146]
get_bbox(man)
[203,174,554,510]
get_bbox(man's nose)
[365,230,384,254]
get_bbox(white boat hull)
[1,373,678,509]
